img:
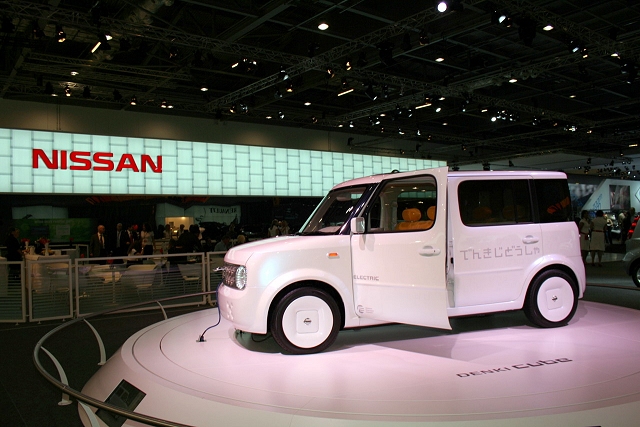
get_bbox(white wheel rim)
[281,295,334,349]
[536,276,575,322]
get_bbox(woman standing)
[140,223,155,255]
[590,210,607,267]
[578,210,591,264]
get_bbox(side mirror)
[350,217,365,234]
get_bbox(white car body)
[218,167,586,353]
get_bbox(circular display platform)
[81,301,640,426]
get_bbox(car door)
[351,168,451,330]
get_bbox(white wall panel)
[0,127,444,197]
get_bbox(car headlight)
[222,263,247,290]
[235,265,247,290]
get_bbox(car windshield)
[299,185,369,235]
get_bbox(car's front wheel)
[524,270,578,327]
[270,287,340,354]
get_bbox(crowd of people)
[578,207,638,266]
[3,217,298,266]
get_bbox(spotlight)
[229,104,236,113]
[436,1,462,12]
[279,66,289,80]
[64,85,71,96]
[349,120,354,128]
[326,67,335,78]
[401,33,412,52]
[169,46,179,59]
[307,42,320,57]
[44,82,54,96]
[82,86,91,98]
[274,89,282,99]
[56,24,66,42]
[285,80,293,92]
[508,160,514,167]
[347,137,354,146]
[200,84,209,92]
[1,16,14,33]
[113,89,122,101]
[119,37,132,52]
[517,18,537,47]
[130,95,137,105]
[357,51,368,67]
[31,21,44,38]
[378,42,395,66]
[419,31,429,45]
[161,99,168,108]
[238,103,248,113]
[278,111,285,119]
[344,59,352,71]
[311,116,318,124]
[317,19,329,31]
[482,161,490,171]
[364,83,378,101]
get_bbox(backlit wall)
[0,128,444,197]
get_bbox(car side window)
[534,179,573,223]
[459,179,532,226]
[363,176,437,233]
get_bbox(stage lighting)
[279,66,289,80]
[365,83,378,101]
[56,24,66,42]
[44,82,54,96]
[357,52,368,67]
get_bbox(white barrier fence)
[0,251,227,323]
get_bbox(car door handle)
[522,235,539,244]
[419,246,441,256]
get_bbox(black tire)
[630,262,640,288]
[523,270,578,328]
[270,287,341,354]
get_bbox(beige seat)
[178,264,202,294]
[121,264,158,300]
[395,207,434,231]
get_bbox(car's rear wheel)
[270,287,341,354]
[524,270,578,327]
[630,262,640,287]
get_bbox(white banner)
[185,205,240,225]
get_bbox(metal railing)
[1,250,226,323]
[34,293,217,427]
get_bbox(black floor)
[0,262,638,427]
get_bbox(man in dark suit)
[110,223,131,263]
[89,224,108,262]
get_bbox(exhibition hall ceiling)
[2,0,640,177]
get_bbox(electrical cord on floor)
[197,281,223,342]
